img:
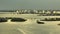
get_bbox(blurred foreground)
[0,18,60,34]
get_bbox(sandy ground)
[0,14,60,34]
[0,19,60,34]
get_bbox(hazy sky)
[0,0,60,10]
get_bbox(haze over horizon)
[0,0,60,10]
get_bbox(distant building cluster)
[16,10,60,14]
[0,10,60,16]
[15,10,60,16]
